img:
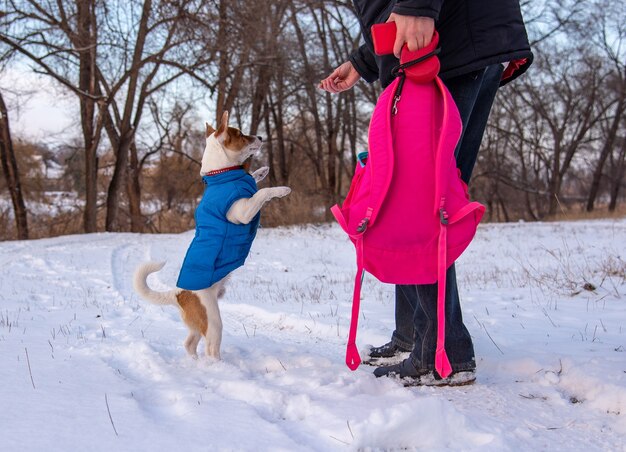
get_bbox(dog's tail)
[133,261,178,306]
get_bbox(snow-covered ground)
[0,219,625,451]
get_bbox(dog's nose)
[257,136,263,142]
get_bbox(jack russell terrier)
[133,111,291,359]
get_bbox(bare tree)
[608,133,626,211]
[1,0,107,232]
[584,0,626,211]
[2,0,221,232]
[0,90,28,239]
[478,35,612,219]
[98,0,219,231]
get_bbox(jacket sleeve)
[392,1,444,20]
[348,44,380,84]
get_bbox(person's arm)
[392,1,444,20]
[348,44,379,83]
[320,1,444,93]
[319,44,378,94]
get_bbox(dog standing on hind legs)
[133,111,290,359]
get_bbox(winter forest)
[0,0,624,240]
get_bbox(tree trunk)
[127,142,143,232]
[586,95,625,211]
[77,0,99,233]
[312,6,341,203]
[215,0,229,121]
[548,143,562,215]
[106,133,131,231]
[269,92,289,185]
[0,91,29,239]
[250,67,271,136]
[263,101,277,186]
[105,0,152,231]
[608,140,626,212]
[288,2,325,185]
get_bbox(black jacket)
[349,0,533,88]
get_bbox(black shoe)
[374,359,476,387]
[363,341,412,366]
[373,357,429,379]
[369,341,409,359]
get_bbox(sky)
[0,63,76,143]
[0,62,217,148]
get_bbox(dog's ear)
[205,122,215,138]
[215,111,229,138]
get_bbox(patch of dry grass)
[544,204,626,223]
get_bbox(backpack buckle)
[439,208,449,225]
[357,217,369,233]
[357,208,373,233]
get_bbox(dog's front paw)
[251,166,270,183]
[271,186,291,199]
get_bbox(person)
[320,0,533,386]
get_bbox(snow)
[0,219,625,451]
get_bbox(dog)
[133,111,290,359]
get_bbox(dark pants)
[389,64,504,372]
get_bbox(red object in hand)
[372,22,397,56]
[371,22,440,83]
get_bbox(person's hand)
[386,13,435,58]
[319,61,361,94]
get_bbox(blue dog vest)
[177,169,260,290]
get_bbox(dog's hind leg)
[205,324,222,360]
[177,291,209,358]
[201,290,223,359]
[184,331,202,358]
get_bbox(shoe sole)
[362,352,411,367]
[401,372,476,387]
[421,377,476,387]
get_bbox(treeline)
[0,0,624,240]
[475,0,625,221]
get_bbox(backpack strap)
[346,235,365,370]
[434,77,452,216]
[432,76,482,379]
[435,200,483,379]
[432,74,453,379]
[365,77,397,229]
[436,210,453,378]
[448,202,484,224]
[330,204,349,234]
[331,203,367,369]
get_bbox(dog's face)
[200,111,262,175]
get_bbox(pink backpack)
[331,43,485,379]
